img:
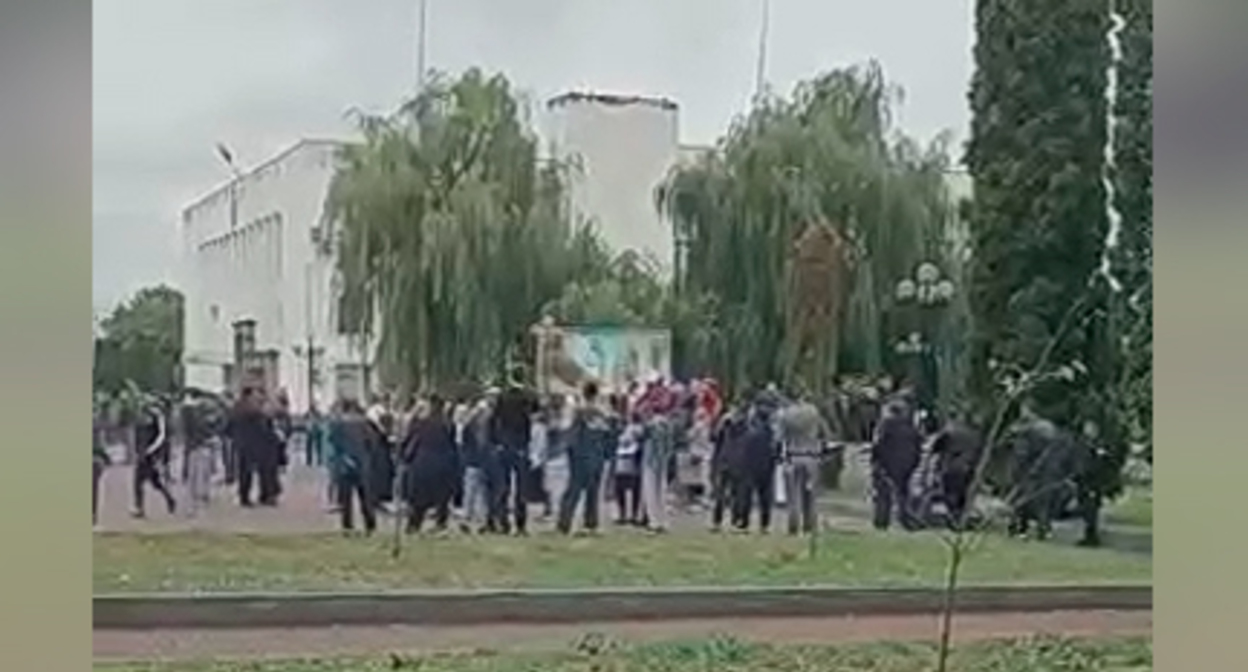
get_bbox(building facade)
[545,92,685,273]
[178,138,370,412]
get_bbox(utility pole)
[216,143,242,230]
[753,0,771,100]
[416,0,429,91]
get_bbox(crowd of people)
[92,372,1104,546]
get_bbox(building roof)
[181,138,349,217]
[546,91,678,111]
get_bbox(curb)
[94,584,1151,630]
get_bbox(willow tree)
[657,63,956,396]
[326,69,606,391]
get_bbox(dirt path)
[93,610,1150,663]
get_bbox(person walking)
[327,399,378,535]
[870,398,923,530]
[131,397,176,518]
[556,381,614,535]
[929,409,984,528]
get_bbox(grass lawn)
[93,527,1151,594]
[97,635,1152,671]
[1105,487,1152,529]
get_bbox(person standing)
[458,397,492,533]
[730,398,780,533]
[870,398,922,530]
[304,403,325,467]
[709,404,746,532]
[400,394,459,534]
[490,380,537,535]
[366,393,397,513]
[531,405,557,518]
[180,393,224,517]
[269,389,293,493]
[327,399,378,535]
[776,394,833,535]
[92,416,111,528]
[612,410,645,525]
[228,387,282,508]
[131,397,176,518]
[929,410,984,528]
[219,390,238,486]
[638,382,677,533]
[556,381,613,535]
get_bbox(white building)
[178,138,369,413]
[180,92,700,411]
[545,92,692,272]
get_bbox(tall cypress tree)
[1111,0,1153,462]
[964,0,1128,524]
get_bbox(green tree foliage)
[327,69,627,391]
[657,63,957,396]
[93,285,184,395]
[965,0,1142,497]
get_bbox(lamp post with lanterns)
[893,262,955,419]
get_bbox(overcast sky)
[93,0,974,310]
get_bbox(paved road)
[97,444,1150,555]
[97,447,874,534]
[93,610,1151,662]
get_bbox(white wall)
[179,139,368,412]
[545,93,680,272]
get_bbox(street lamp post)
[893,262,955,419]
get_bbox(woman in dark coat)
[400,395,461,533]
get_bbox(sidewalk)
[93,610,1151,663]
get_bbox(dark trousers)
[222,439,238,485]
[238,451,281,506]
[941,470,972,526]
[370,447,395,506]
[872,467,916,530]
[557,456,604,533]
[1009,483,1065,540]
[731,465,775,531]
[526,464,551,512]
[336,469,376,533]
[93,458,106,525]
[710,468,734,529]
[404,461,455,533]
[406,482,453,534]
[132,452,175,515]
[614,473,642,522]
[489,444,529,534]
